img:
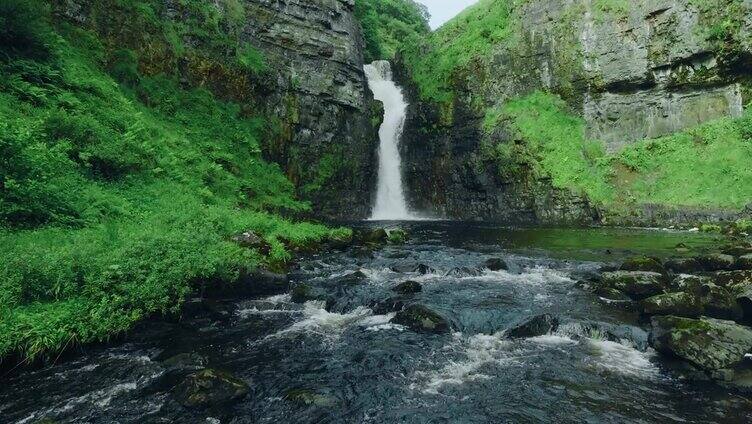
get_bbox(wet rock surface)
[506,314,560,339]
[173,369,249,408]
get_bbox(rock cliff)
[55,0,380,219]
[398,0,752,224]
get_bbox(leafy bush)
[355,0,430,62]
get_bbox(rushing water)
[2,224,751,423]
[364,61,419,221]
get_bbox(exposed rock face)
[242,0,379,219]
[392,304,450,333]
[397,0,751,224]
[57,0,379,220]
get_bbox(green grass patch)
[483,91,752,211]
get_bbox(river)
[2,223,751,423]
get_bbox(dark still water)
[2,223,750,423]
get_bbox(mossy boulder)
[484,257,508,271]
[698,254,736,271]
[649,316,752,371]
[392,304,450,333]
[327,232,354,250]
[600,271,666,300]
[392,280,422,294]
[506,314,560,339]
[721,243,752,257]
[386,228,409,245]
[736,254,752,270]
[361,228,388,245]
[701,283,743,321]
[173,369,249,408]
[665,257,704,274]
[593,287,634,303]
[620,256,665,273]
[640,292,704,318]
[712,270,752,288]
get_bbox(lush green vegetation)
[400,0,516,103]
[354,0,430,63]
[0,0,346,361]
[483,92,614,203]
[483,91,752,210]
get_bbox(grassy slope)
[0,1,347,361]
[484,92,752,212]
[355,0,430,63]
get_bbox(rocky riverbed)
[2,223,752,423]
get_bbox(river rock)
[711,270,752,288]
[230,270,289,298]
[701,283,743,321]
[392,280,422,294]
[387,228,408,244]
[336,270,368,285]
[414,264,435,275]
[506,314,559,339]
[640,292,704,318]
[698,254,736,271]
[620,256,664,273]
[173,369,249,408]
[232,231,270,255]
[361,228,388,245]
[484,258,508,271]
[599,271,666,300]
[372,297,405,314]
[737,254,752,270]
[593,287,634,304]
[445,267,483,277]
[721,243,752,257]
[291,283,331,305]
[284,389,335,407]
[665,257,704,274]
[392,305,450,333]
[649,316,752,372]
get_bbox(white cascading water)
[364,60,420,220]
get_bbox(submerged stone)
[173,369,249,408]
[284,389,336,407]
[737,254,752,270]
[484,258,508,271]
[392,305,450,333]
[506,314,559,339]
[392,280,422,294]
[649,316,752,372]
[414,264,436,275]
[445,266,483,277]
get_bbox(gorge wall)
[55,0,380,220]
[397,0,752,225]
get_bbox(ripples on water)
[2,223,750,423]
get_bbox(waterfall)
[364,60,421,221]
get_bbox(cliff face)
[398,0,752,224]
[56,0,380,220]
[242,0,379,219]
